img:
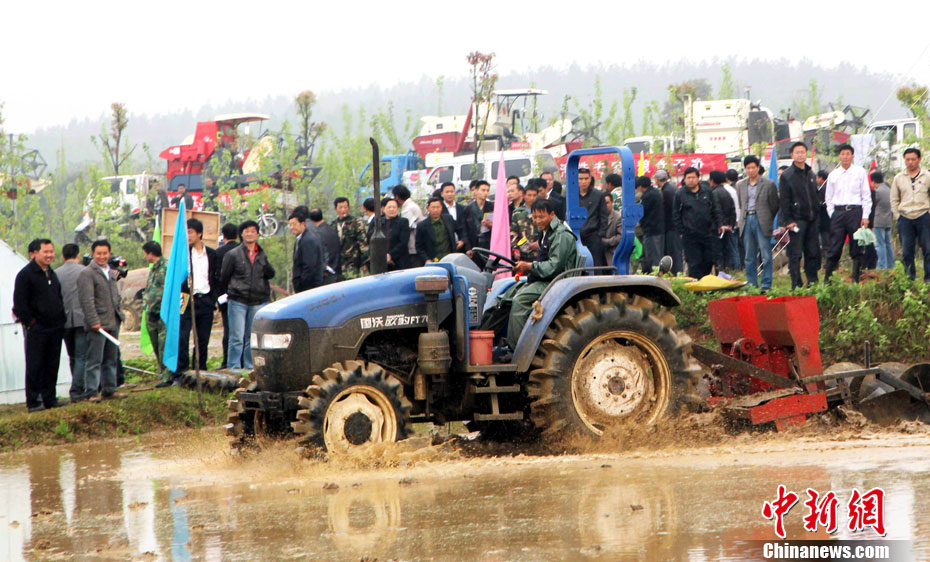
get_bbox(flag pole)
[184,206,204,410]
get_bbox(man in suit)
[439,181,468,251]
[171,183,195,210]
[417,197,458,263]
[289,207,324,292]
[309,208,342,284]
[381,197,411,270]
[535,177,566,221]
[177,218,219,374]
[77,239,125,401]
[737,155,779,291]
[56,243,88,402]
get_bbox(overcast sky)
[4,0,930,132]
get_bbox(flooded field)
[0,427,927,561]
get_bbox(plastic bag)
[853,227,876,246]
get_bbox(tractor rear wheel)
[527,293,701,438]
[292,361,412,453]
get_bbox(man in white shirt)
[392,185,425,265]
[824,143,872,283]
[178,218,218,373]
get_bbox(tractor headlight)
[251,333,292,349]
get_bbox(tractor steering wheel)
[471,247,515,273]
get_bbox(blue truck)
[357,150,425,198]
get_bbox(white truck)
[409,149,559,200]
[74,172,163,243]
[867,118,924,171]
[687,98,803,163]
[622,135,687,155]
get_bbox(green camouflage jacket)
[143,257,167,315]
[510,205,539,261]
[332,214,370,277]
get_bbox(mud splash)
[2,418,929,561]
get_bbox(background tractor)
[227,146,702,451]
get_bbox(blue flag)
[160,202,189,373]
[768,146,779,182]
[768,147,781,235]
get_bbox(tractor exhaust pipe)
[369,137,388,275]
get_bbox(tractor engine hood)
[255,265,452,329]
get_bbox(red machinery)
[158,113,270,207]
[694,294,930,430]
[695,296,831,431]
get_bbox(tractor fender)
[512,275,681,372]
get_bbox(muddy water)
[1,431,928,561]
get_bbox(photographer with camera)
[77,240,126,402]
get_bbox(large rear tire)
[527,293,700,438]
[292,361,412,453]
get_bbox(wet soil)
[1,417,927,561]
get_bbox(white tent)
[0,240,71,405]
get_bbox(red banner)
[555,152,729,180]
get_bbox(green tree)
[466,51,498,163]
[92,102,141,175]
[796,79,823,119]
[295,90,326,164]
[717,62,735,99]
[896,84,929,118]
[435,76,445,115]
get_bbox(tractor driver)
[496,198,578,349]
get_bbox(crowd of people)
[12,144,929,411]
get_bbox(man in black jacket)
[220,221,275,370]
[779,142,821,289]
[381,198,411,270]
[13,239,66,412]
[417,198,458,263]
[215,223,239,369]
[656,170,683,274]
[576,168,609,266]
[178,218,219,373]
[673,167,722,278]
[288,208,323,292]
[465,180,493,255]
[538,177,566,221]
[710,170,738,272]
[637,176,665,272]
[309,208,342,284]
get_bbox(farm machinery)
[223,142,930,453]
[226,145,707,451]
[692,295,930,429]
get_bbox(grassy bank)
[3,266,927,452]
[671,264,930,366]
[0,385,228,452]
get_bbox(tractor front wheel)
[292,361,412,453]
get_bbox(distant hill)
[25,58,905,169]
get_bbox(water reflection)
[0,437,927,560]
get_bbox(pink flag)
[489,151,512,279]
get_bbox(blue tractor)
[227,147,700,452]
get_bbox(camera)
[81,254,129,280]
